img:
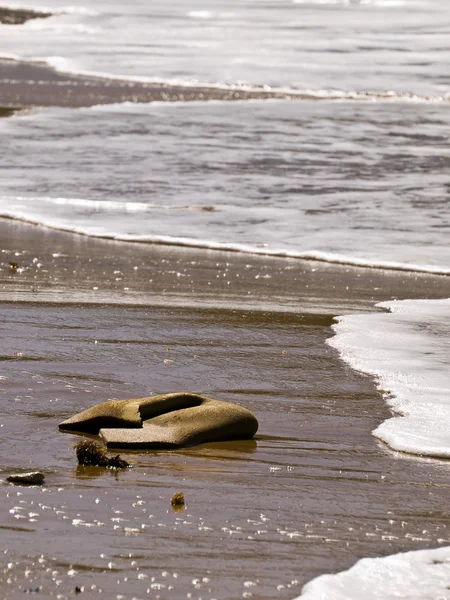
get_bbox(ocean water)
[1,101,449,273]
[0,0,449,97]
[1,0,450,597]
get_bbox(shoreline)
[0,58,299,109]
[2,213,450,278]
[1,58,446,109]
[1,219,449,314]
[1,219,450,598]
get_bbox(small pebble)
[7,472,45,485]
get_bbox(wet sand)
[0,59,300,109]
[1,219,450,599]
[1,219,449,313]
[0,58,431,110]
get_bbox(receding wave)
[328,298,450,459]
[1,205,449,276]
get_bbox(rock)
[60,398,142,433]
[59,392,258,450]
[7,472,45,485]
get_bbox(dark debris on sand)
[0,106,22,118]
[74,439,130,469]
[0,7,52,25]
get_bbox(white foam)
[296,545,450,600]
[373,0,406,6]
[43,55,79,72]
[0,204,446,277]
[0,2,96,15]
[187,11,213,19]
[22,17,98,33]
[0,2,53,12]
[58,5,98,15]
[292,0,347,4]
[0,52,80,75]
[8,195,152,211]
[292,0,407,7]
[328,298,450,458]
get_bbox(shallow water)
[2,100,449,273]
[1,300,450,599]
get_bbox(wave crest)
[1,198,449,276]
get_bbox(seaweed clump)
[171,492,185,508]
[74,439,130,469]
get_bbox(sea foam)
[296,545,450,600]
[328,298,450,458]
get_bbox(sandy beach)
[1,217,450,599]
[1,218,449,311]
[1,6,450,593]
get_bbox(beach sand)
[0,7,51,26]
[1,219,449,312]
[0,58,302,109]
[0,56,426,110]
[1,217,450,599]
[1,59,450,597]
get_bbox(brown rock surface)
[60,393,258,449]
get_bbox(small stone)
[7,472,45,485]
